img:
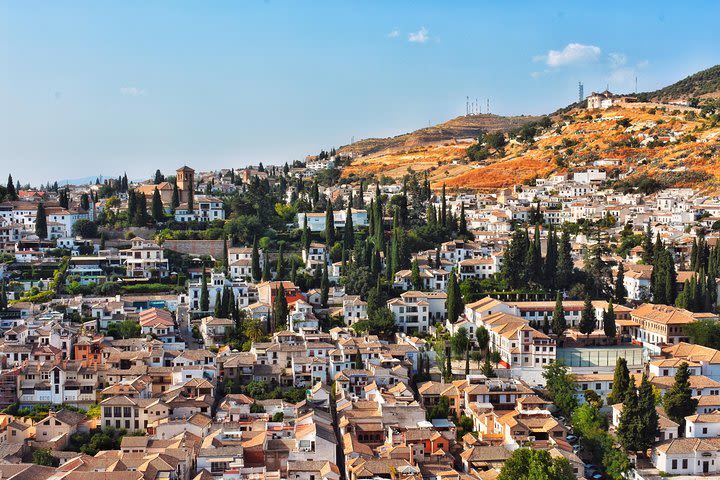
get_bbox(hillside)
[338,114,539,158]
[638,64,720,102]
[341,104,720,191]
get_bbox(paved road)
[176,304,201,350]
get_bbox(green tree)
[603,301,617,338]
[325,201,335,246]
[251,236,261,282]
[542,361,577,417]
[411,258,422,290]
[481,356,496,378]
[171,182,180,210]
[663,361,699,427]
[638,373,660,450]
[152,187,164,222]
[344,201,354,250]
[107,319,142,339]
[273,284,289,330]
[320,262,329,307]
[607,358,630,407]
[199,274,209,311]
[475,325,489,353]
[276,242,286,280]
[446,269,463,324]
[556,229,573,290]
[6,174,17,200]
[32,449,59,467]
[579,295,596,337]
[551,292,566,337]
[615,262,628,303]
[35,203,47,239]
[498,449,575,480]
[617,380,643,453]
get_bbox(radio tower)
[578,82,584,102]
[486,98,490,114]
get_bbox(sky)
[2,1,720,185]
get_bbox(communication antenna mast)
[486,98,490,114]
[578,82,584,102]
[466,96,469,115]
[635,76,638,93]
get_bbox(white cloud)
[608,52,628,68]
[540,43,602,67]
[636,59,650,69]
[120,87,146,97]
[408,27,429,43]
[387,29,399,38]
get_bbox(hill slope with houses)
[339,65,720,192]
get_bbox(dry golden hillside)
[341,104,720,191]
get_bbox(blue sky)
[2,1,719,185]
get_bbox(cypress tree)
[35,203,47,239]
[301,216,311,251]
[136,193,148,226]
[663,362,699,427]
[615,263,628,304]
[127,190,137,222]
[642,223,654,264]
[200,274,209,311]
[542,313,550,334]
[459,202,468,236]
[579,296,595,337]
[551,292,566,336]
[187,185,194,212]
[411,259,422,290]
[6,174,17,200]
[446,269,463,323]
[276,243,286,280]
[171,182,180,210]
[344,201,354,250]
[262,254,271,281]
[556,229,573,290]
[528,224,543,284]
[325,201,335,246]
[320,262,329,307]
[214,290,222,317]
[638,373,660,449]
[152,187,164,222]
[251,236,261,282]
[80,193,90,211]
[544,225,558,289]
[617,380,643,452]
[0,282,6,311]
[503,228,530,289]
[608,357,630,405]
[604,301,617,339]
[273,284,289,331]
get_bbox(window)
[682,459,688,469]
[672,460,677,470]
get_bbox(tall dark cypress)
[325,201,335,246]
[171,182,180,210]
[344,200,354,250]
[251,236,261,282]
[35,203,47,239]
[6,175,17,200]
[556,229,573,290]
[544,225,558,289]
[152,188,164,222]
